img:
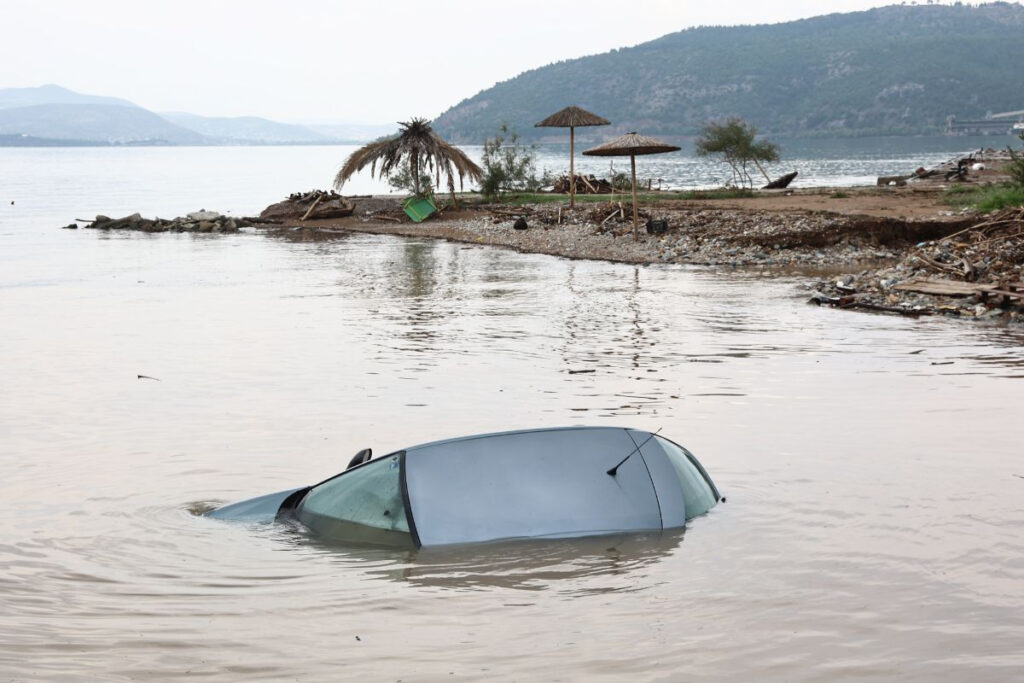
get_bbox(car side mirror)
[346,448,372,470]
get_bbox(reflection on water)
[284,527,685,593]
[2,146,1024,680]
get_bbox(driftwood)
[893,277,996,297]
[300,195,323,221]
[762,171,798,190]
[841,301,932,316]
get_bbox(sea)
[1,135,1023,681]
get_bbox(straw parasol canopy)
[535,106,610,208]
[583,132,680,240]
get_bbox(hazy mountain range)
[0,85,389,146]
[433,2,1024,141]
[5,3,1024,147]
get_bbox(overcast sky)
[1,1,969,124]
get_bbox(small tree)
[480,125,540,200]
[696,118,780,188]
[386,166,434,195]
[1008,132,1024,187]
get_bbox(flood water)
[2,145,1024,681]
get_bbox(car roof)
[404,425,644,453]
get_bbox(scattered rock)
[78,211,251,233]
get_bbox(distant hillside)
[306,123,398,143]
[161,112,331,144]
[0,85,353,146]
[0,103,208,145]
[0,84,135,110]
[433,2,1024,142]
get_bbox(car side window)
[298,454,410,533]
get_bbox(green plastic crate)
[402,195,437,223]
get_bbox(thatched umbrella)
[583,132,680,240]
[535,106,610,208]
[334,118,482,204]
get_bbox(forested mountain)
[432,3,1024,142]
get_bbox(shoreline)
[76,180,1024,325]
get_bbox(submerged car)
[207,426,721,547]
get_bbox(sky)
[0,1,975,125]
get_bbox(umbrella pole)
[569,126,575,209]
[631,154,639,241]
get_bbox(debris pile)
[811,207,1024,322]
[906,207,1024,282]
[259,190,355,222]
[551,174,614,195]
[904,148,1017,188]
[80,210,251,233]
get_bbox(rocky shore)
[71,210,256,233]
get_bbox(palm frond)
[333,117,482,193]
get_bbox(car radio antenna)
[607,428,661,476]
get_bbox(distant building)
[947,110,1024,136]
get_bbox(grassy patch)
[829,191,850,199]
[943,183,1024,211]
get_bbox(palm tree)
[333,118,482,203]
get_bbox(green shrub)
[480,125,540,200]
[386,166,433,195]
[1007,134,1024,187]
[944,184,1024,211]
[975,186,1024,212]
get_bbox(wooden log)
[300,195,323,221]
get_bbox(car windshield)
[296,453,411,545]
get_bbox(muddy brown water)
[2,146,1024,681]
